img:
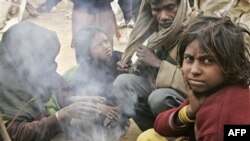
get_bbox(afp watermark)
[224,125,250,140]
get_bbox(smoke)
[66,1,140,140]
[0,1,139,141]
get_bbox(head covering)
[121,0,195,64]
[74,26,104,64]
[0,21,63,122]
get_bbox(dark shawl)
[0,22,63,122]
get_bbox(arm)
[7,115,62,141]
[154,100,191,137]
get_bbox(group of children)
[0,8,250,141]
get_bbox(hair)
[178,16,250,87]
[74,26,105,64]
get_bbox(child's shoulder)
[112,51,123,61]
[113,50,123,57]
[63,65,80,84]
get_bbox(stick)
[0,113,11,141]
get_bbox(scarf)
[121,0,193,65]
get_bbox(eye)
[166,5,175,11]
[103,40,109,45]
[203,57,215,64]
[183,56,193,63]
[152,7,161,12]
[93,43,102,49]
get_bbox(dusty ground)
[4,1,142,141]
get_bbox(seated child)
[64,26,130,140]
[136,16,250,141]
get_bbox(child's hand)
[101,105,123,128]
[103,116,117,128]
[97,104,120,120]
[117,61,130,72]
[184,79,206,115]
[57,101,101,121]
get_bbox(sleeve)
[154,100,190,137]
[7,115,62,141]
[62,66,79,87]
[155,60,187,95]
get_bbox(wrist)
[155,60,162,68]
[178,105,195,124]
[55,112,59,121]
[186,105,195,119]
[56,111,71,126]
[56,110,69,122]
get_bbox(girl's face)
[182,39,227,94]
[90,32,112,62]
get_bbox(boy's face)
[90,32,112,62]
[182,40,226,94]
[150,0,178,28]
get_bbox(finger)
[108,109,120,119]
[72,96,106,103]
[77,111,94,117]
[117,63,124,69]
[89,96,106,103]
[78,102,97,109]
[104,117,113,127]
[110,119,117,128]
[69,96,95,102]
[138,45,145,50]
[105,111,119,120]
[117,61,128,68]
[117,67,129,72]
[136,51,143,58]
[98,105,120,120]
[106,118,117,128]
[79,106,101,115]
[136,47,143,53]
[73,110,94,119]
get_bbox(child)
[137,16,250,141]
[64,26,130,140]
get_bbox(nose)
[159,10,170,22]
[190,61,202,75]
[103,41,111,51]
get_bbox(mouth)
[106,50,112,57]
[158,20,173,29]
[187,79,205,87]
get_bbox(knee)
[113,74,132,90]
[137,129,168,141]
[148,89,184,115]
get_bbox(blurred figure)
[117,0,134,28]
[64,26,131,140]
[0,21,105,141]
[37,0,118,47]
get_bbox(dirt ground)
[4,1,142,141]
